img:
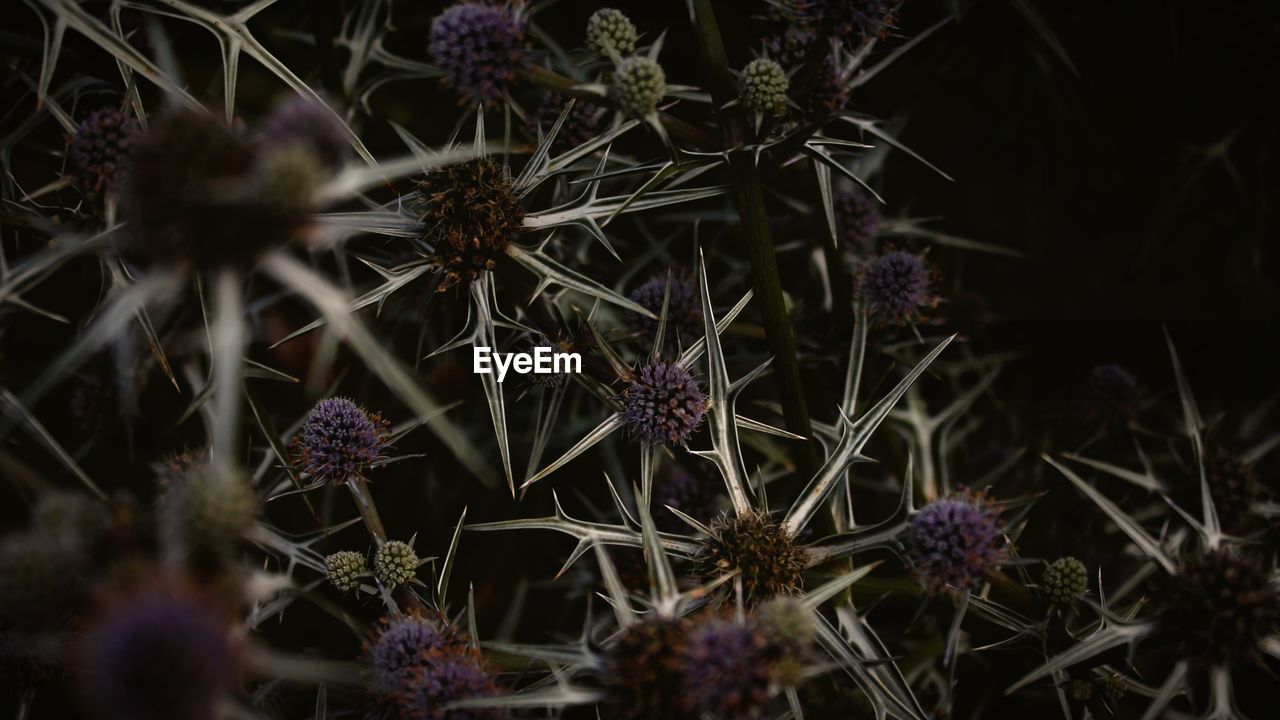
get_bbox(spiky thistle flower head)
[1041,557,1088,607]
[374,540,420,588]
[586,8,637,57]
[604,618,689,719]
[123,109,302,266]
[1079,363,1140,423]
[906,491,1004,593]
[76,588,239,720]
[418,158,524,292]
[294,397,389,484]
[762,29,846,122]
[694,511,805,605]
[680,617,775,719]
[531,94,601,154]
[619,362,708,445]
[324,550,367,593]
[259,94,348,169]
[158,464,258,554]
[368,614,451,693]
[801,0,900,42]
[1203,444,1262,534]
[68,107,141,196]
[429,3,528,106]
[628,269,703,349]
[860,248,936,326]
[1161,549,1280,666]
[612,56,666,118]
[395,655,505,720]
[755,597,816,653]
[655,467,721,532]
[835,187,880,255]
[740,57,790,117]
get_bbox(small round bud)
[68,108,141,195]
[1042,557,1088,606]
[324,550,367,593]
[260,95,348,169]
[756,597,816,653]
[1102,674,1127,698]
[258,143,324,212]
[374,540,419,588]
[159,465,257,553]
[612,57,666,118]
[586,8,638,57]
[740,58,789,116]
[1067,678,1093,702]
[619,363,708,445]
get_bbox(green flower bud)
[740,58,789,116]
[612,57,666,118]
[324,550,367,593]
[374,540,419,588]
[586,8,637,57]
[1042,557,1088,606]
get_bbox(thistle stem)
[690,0,820,481]
[346,475,388,546]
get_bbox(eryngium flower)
[740,58,790,116]
[1161,549,1280,665]
[612,56,666,118]
[77,591,237,720]
[655,467,721,532]
[369,615,450,692]
[397,656,505,720]
[259,95,348,168]
[628,270,703,349]
[604,618,689,719]
[801,0,900,41]
[861,249,934,325]
[1041,557,1088,606]
[620,363,708,445]
[1079,363,1139,422]
[418,158,524,292]
[324,550,367,592]
[374,540,420,588]
[68,108,140,195]
[1205,450,1262,533]
[763,29,846,122]
[835,187,880,255]
[429,3,527,106]
[755,597,816,654]
[695,512,805,604]
[531,94,601,154]
[294,397,389,484]
[123,109,297,266]
[680,618,774,719]
[586,8,637,57]
[158,466,257,554]
[906,492,1003,592]
[0,529,85,624]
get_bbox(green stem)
[691,0,821,481]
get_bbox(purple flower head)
[679,618,774,719]
[1080,363,1139,422]
[69,108,141,196]
[628,270,703,350]
[260,95,348,169]
[861,249,934,325]
[369,615,449,693]
[429,3,527,106]
[295,397,388,484]
[835,187,880,255]
[77,591,236,720]
[763,29,846,122]
[531,94,600,154]
[396,655,504,720]
[655,467,721,532]
[620,363,708,445]
[906,491,1003,592]
[802,0,900,42]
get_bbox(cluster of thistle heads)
[0,2,1274,720]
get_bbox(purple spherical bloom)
[1080,363,1139,422]
[862,249,933,325]
[531,94,600,154]
[835,188,880,255]
[655,468,720,532]
[260,95,348,168]
[762,29,846,122]
[77,591,236,720]
[429,3,527,106]
[296,397,388,484]
[620,363,708,445]
[906,492,1003,592]
[396,655,504,720]
[68,108,141,195]
[369,616,450,693]
[802,0,899,41]
[679,618,774,719]
[628,270,703,350]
